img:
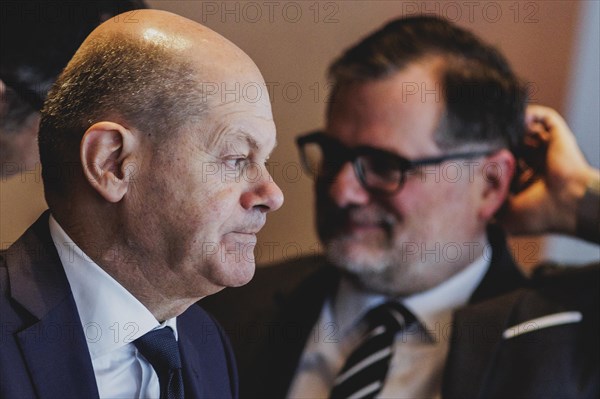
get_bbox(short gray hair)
[39,33,206,196]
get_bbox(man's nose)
[328,162,370,208]
[241,164,284,212]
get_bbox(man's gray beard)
[325,235,409,296]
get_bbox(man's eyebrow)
[226,131,259,151]
[228,130,278,154]
[207,128,253,150]
[241,132,259,151]
[206,126,277,154]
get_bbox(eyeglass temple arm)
[407,150,496,168]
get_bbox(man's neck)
[50,211,203,321]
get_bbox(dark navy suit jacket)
[0,212,238,399]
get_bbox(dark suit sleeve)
[0,255,39,399]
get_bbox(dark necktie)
[134,327,184,399]
[329,302,416,399]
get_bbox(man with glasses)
[204,16,598,398]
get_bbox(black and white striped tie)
[329,302,416,399]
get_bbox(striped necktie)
[329,302,416,399]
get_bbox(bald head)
[39,10,266,198]
[85,10,260,81]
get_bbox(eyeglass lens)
[301,140,403,193]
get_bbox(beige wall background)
[1,1,591,268]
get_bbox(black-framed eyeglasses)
[296,131,496,195]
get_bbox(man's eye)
[224,157,249,170]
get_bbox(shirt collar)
[49,215,178,359]
[333,280,386,336]
[333,242,491,342]
[403,243,490,338]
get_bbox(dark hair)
[1,0,147,141]
[38,33,206,197]
[328,15,527,151]
[1,1,148,109]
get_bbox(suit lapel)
[16,295,99,399]
[178,328,204,398]
[442,289,525,399]
[7,212,99,399]
[442,225,528,399]
[177,308,238,399]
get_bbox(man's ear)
[81,121,137,203]
[478,149,515,221]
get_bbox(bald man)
[0,10,283,399]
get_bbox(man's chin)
[332,257,400,296]
[325,239,389,275]
[208,259,256,292]
[229,260,256,287]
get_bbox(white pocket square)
[502,311,583,339]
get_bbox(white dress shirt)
[287,244,491,399]
[49,215,178,399]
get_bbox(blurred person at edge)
[203,16,599,399]
[1,0,147,178]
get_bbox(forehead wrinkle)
[207,103,274,121]
[203,125,260,153]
